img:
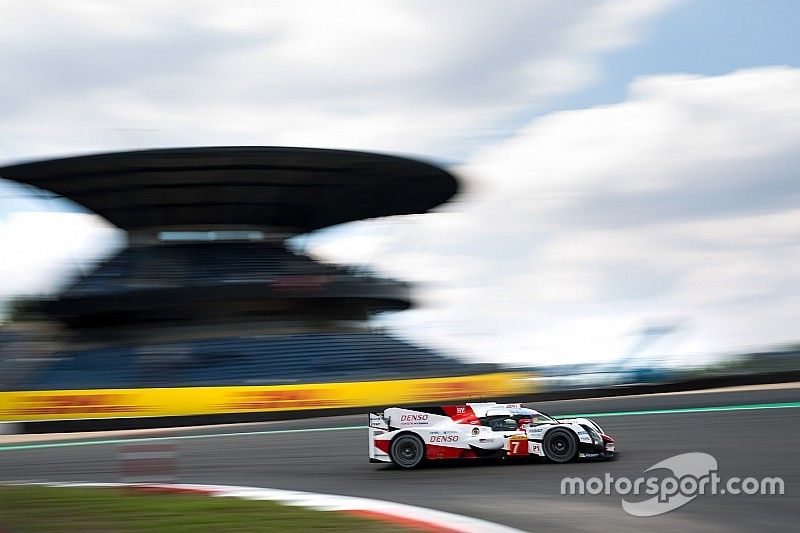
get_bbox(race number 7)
[508,436,528,457]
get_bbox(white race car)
[369,402,615,469]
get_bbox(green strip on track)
[1,401,799,453]
[557,401,800,419]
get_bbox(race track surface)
[2,386,798,532]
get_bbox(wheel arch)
[542,424,579,441]
[390,429,426,448]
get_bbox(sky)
[1,0,799,367]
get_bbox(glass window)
[481,416,518,431]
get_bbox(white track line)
[12,481,525,533]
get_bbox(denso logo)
[429,435,459,443]
[400,414,429,422]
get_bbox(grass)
[0,485,410,532]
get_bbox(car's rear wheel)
[543,429,578,463]
[391,434,425,469]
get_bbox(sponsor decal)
[442,405,480,425]
[225,389,342,410]
[400,414,429,422]
[369,413,388,430]
[429,435,459,443]
[2,393,143,416]
[527,427,545,437]
[417,382,473,399]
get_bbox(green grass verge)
[0,485,410,532]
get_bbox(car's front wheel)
[543,429,578,463]
[390,434,425,469]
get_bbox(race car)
[368,402,615,469]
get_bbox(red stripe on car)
[442,405,480,425]
[374,439,391,454]
[425,444,477,460]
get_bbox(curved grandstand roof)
[0,146,458,233]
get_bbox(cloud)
[0,212,125,300]
[309,66,800,365]
[0,0,672,162]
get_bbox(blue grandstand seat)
[12,332,480,390]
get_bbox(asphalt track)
[2,386,798,532]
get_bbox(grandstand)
[0,147,489,392]
[21,332,492,390]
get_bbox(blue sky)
[2,1,800,366]
[420,0,800,163]
[510,0,800,138]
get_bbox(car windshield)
[482,416,519,431]
[513,411,557,425]
[483,408,559,429]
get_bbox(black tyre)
[543,429,578,463]
[390,434,425,469]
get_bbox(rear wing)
[368,411,389,430]
[368,412,391,463]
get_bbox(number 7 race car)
[368,402,615,469]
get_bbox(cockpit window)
[526,413,557,425]
[480,409,558,431]
[481,415,518,432]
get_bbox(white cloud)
[0,0,672,162]
[311,66,800,365]
[0,212,124,301]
